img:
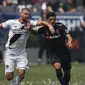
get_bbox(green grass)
[0,63,85,85]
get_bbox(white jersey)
[2,19,38,54]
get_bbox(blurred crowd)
[0,0,85,64]
[0,0,85,13]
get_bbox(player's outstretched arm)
[66,34,73,48]
[36,20,55,34]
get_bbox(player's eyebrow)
[49,18,56,21]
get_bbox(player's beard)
[23,18,29,23]
[23,18,30,29]
[26,21,30,29]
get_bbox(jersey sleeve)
[61,25,69,34]
[54,23,69,34]
[38,26,48,34]
[63,25,69,34]
[30,20,40,31]
[38,26,44,34]
[31,26,43,31]
[2,20,11,28]
[30,20,38,26]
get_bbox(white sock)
[10,76,22,85]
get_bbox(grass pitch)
[0,62,85,85]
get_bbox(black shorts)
[48,51,71,70]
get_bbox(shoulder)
[7,19,17,22]
[55,22,67,28]
[55,22,63,26]
[38,26,49,34]
[38,26,48,31]
[2,19,18,27]
[6,19,18,24]
[54,22,67,30]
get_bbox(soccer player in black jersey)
[38,12,73,85]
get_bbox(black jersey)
[38,22,69,53]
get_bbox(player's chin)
[24,18,29,22]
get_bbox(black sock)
[56,69,65,85]
[63,70,71,85]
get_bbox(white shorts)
[4,50,29,73]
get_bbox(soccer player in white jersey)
[0,8,55,85]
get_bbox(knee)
[18,73,24,80]
[54,63,61,70]
[6,73,13,81]
[17,69,25,80]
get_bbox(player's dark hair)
[21,8,30,12]
[46,12,56,19]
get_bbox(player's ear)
[20,11,23,17]
[20,12,22,17]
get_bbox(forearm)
[36,20,55,34]
[37,20,51,27]
[66,34,73,42]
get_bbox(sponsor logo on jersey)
[46,34,61,39]
[12,29,27,34]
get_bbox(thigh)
[61,54,71,70]
[48,52,61,65]
[16,53,29,70]
[5,55,15,73]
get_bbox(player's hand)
[66,41,72,48]
[48,25,55,34]
[25,20,30,29]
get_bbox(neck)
[19,18,24,24]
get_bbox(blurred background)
[0,0,85,64]
[0,0,85,85]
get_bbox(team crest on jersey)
[6,65,9,69]
[65,29,69,33]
